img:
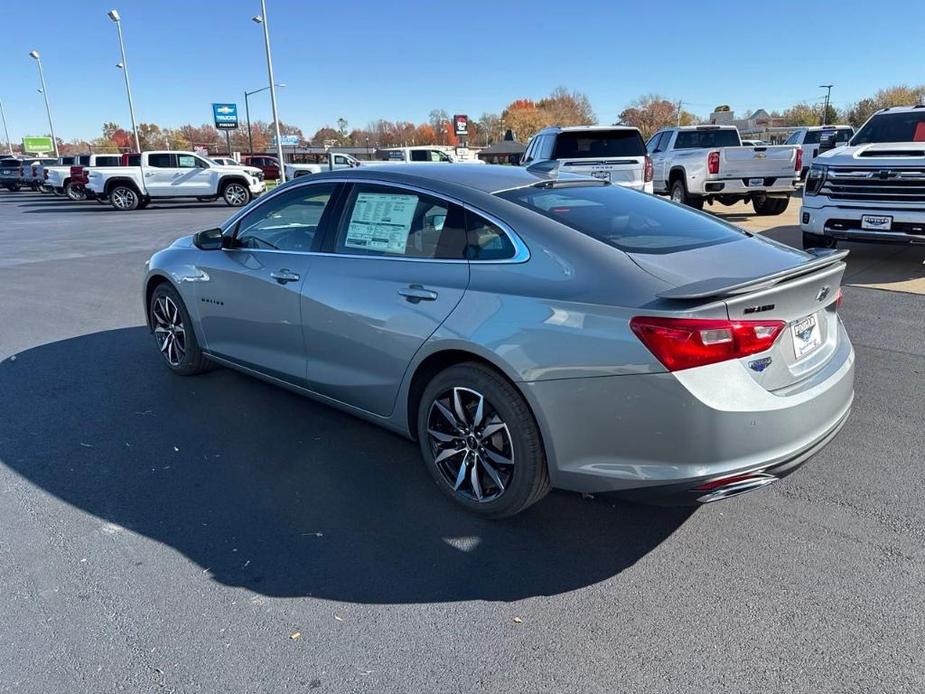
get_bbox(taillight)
[630,316,785,371]
[795,148,803,172]
[707,151,720,175]
[834,287,844,310]
[644,155,653,183]
[32,165,38,176]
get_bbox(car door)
[143,153,179,194]
[647,132,669,189]
[174,154,215,194]
[193,182,343,383]
[300,182,470,416]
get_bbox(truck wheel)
[7,183,22,192]
[752,196,789,216]
[222,182,250,207]
[65,182,87,201]
[110,185,140,211]
[31,181,41,191]
[670,179,703,210]
[802,232,837,250]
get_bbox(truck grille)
[821,168,925,202]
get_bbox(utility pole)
[253,3,286,181]
[819,84,834,125]
[0,99,12,155]
[676,100,683,127]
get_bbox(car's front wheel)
[417,363,550,518]
[149,283,210,376]
[222,181,250,207]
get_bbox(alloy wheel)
[152,295,187,367]
[426,386,514,502]
[671,186,683,203]
[112,187,136,209]
[225,184,247,206]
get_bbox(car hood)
[214,164,261,175]
[817,142,925,166]
[627,235,811,290]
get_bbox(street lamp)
[0,99,12,155]
[244,82,285,154]
[108,9,141,153]
[253,3,287,181]
[28,50,59,157]
[819,84,834,126]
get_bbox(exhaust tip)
[696,473,778,504]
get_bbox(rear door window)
[335,184,467,259]
[497,183,746,255]
[466,211,515,260]
[551,130,645,159]
[148,153,175,168]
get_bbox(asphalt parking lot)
[1,190,923,693]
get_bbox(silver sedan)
[144,164,854,517]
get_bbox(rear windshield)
[851,112,925,144]
[0,159,19,167]
[496,183,746,255]
[803,128,853,145]
[674,129,741,149]
[552,130,645,159]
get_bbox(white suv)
[521,126,653,193]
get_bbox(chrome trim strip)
[220,176,530,264]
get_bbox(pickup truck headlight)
[805,165,827,196]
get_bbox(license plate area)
[791,313,822,359]
[748,177,764,187]
[861,214,892,231]
[591,170,611,181]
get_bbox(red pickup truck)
[242,155,280,181]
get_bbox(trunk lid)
[557,156,646,188]
[718,145,798,179]
[630,238,847,389]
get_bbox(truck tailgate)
[719,146,798,179]
[558,157,646,188]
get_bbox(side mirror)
[193,227,224,250]
[818,131,838,154]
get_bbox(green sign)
[22,136,54,153]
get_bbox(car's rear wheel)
[149,283,210,376]
[670,178,703,210]
[65,182,87,201]
[802,231,837,250]
[110,185,140,210]
[752,196,789,216]
[7,183,22,192]
[417,363,550,518]
[222,181,250,207]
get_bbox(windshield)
[674,129,741,149]
[497,183,746,255]
[552,130,645,159]
[851,112,925,144]
[1,159,20,167]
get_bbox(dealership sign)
[453,114,468,137]
[22,136,54,153]
[272,135,300,146]
[212,103,239,130]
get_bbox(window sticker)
[344,193,418,253]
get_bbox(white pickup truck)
[374,146,484,164]
[284,152,362,179]
[784,125,854,178]
[522,125,653,192]
[45,154,124,199]
[86,151,265,210]
[647,125,801,215]
[801,105,925,249]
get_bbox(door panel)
[300,257,468,416]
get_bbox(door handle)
[398,284,438,303]
[270,269,301,284]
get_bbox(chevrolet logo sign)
[216,106,234,114]
[869,169,898,179]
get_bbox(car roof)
[876,105,925,114]
[803,124,853,131]
[309,163,588,194]
[537,125,640,135]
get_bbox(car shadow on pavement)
[0,327,693,604]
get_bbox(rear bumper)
[801,198,925,244]
[521,320,855,496]
[697,176,798,196]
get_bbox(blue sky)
[1,0,923,143]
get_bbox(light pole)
[819,84,834,125]
[252,5,286,181]
[28,51,59,157]
[244,82,285,154]
[108,9,142,153]
[0,99,12,155]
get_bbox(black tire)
[31,181,41,191]
[53,186,65,196]
[802,231,837,250]
[65,181,87,201]
[221,181,250,207]
[752,196,789,216]
[417,362,550,518]
[148,283,210,376]
[669,178,703,210]
[109,184,140,211]
[8,183,22,192]
[196,196,218,202]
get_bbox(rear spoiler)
[657,248,849,300]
